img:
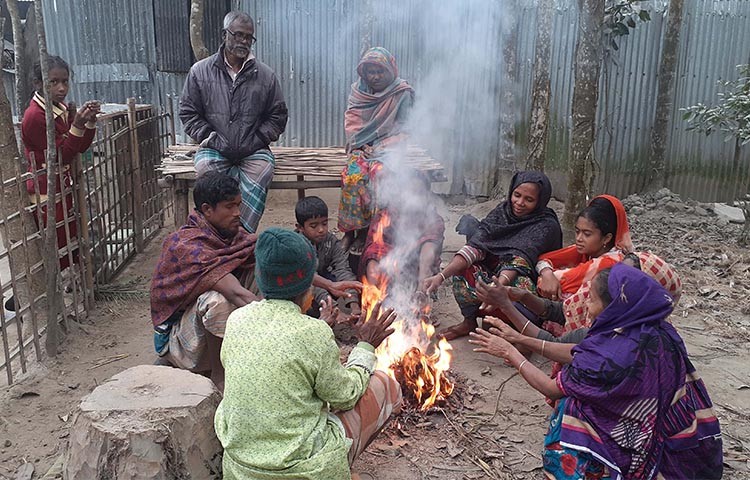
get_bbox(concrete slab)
[714,203,746,224]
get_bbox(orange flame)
[362,213,454,411]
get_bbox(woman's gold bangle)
[518,359,528,373]
[520,320,531,336]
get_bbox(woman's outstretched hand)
[483,316,524,343]
[319,296,341,327]
[354,301,397,349]
[422,274,443,295]
[537,270,562,300]
[468,326,519,362]
[476,277,513,308]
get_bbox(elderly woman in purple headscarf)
[469,263,723,479]
[338,47,415,254]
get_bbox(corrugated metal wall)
[240,0,514,195]
[666,0,750,201]
[34,0,750,201]
[530,0,750,201]
[42,0,157,104]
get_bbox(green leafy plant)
[604,0,651,51]
[683,64,750,243]
[681,64,750,145]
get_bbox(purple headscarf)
[557,264,722,479]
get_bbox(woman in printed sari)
[422,171,563,340]
[535,195,681,335]
[469,264,723,479]
[338,47,415,254]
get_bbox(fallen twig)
[490,372,519,423]
[717,402,750,420]
[439,409,510,480]
[88,353,130,370]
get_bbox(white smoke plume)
[362,0,516,339]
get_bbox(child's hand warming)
[319,296,341,327]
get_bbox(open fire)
[361,212,454,411]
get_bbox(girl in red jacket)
[21,56,99,271]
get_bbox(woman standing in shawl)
[338,47,415,254]
[469,264,723,479]
[422,171,563,340]
[535,195,681,335]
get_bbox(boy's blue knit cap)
[255,228,316,299]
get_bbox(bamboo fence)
[0,99,173,385]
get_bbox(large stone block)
[65,365,222,480]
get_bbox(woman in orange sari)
[535,195,681,335]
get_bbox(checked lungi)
[335,370,402,465]
[195,148,275,232]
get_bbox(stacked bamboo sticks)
[159,144,445,178]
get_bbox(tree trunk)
[490,0,520,198]
[563,0,604,239]
[526,0,553,172]
[0,9,45,326]
[189,0,210,61]
[647,0,685,191]
[7,0,33,120]
[33,0,61,357]
[731,137,743,202]
[66,366,223,480]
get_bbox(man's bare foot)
[438,318,478,340]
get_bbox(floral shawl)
[344,47,415,152]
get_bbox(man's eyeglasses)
[225,29,256,44]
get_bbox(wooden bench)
[158,144,447,229]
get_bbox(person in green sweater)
[215,227,402,479]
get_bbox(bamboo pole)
[168,95,176,146]
[127,98,145,253]
[72,153,95,311]
[12,158,43,361]
[34,0,61,357]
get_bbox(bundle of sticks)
[159,144,444,178]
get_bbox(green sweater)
[215,299,376,479]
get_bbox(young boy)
[215,228,401,479]
[295,196,361,316]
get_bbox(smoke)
[365,0,516,321]
[378,0,516,195]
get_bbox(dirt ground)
[0,186,748,479]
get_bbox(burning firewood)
[361,229,456,411]
[391,344,455,411]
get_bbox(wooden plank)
[270,179,341,190]
[127,98,145,252]
[173,178,190,230]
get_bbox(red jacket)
[21,92,96,196]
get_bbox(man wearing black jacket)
[180,10,289,233]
